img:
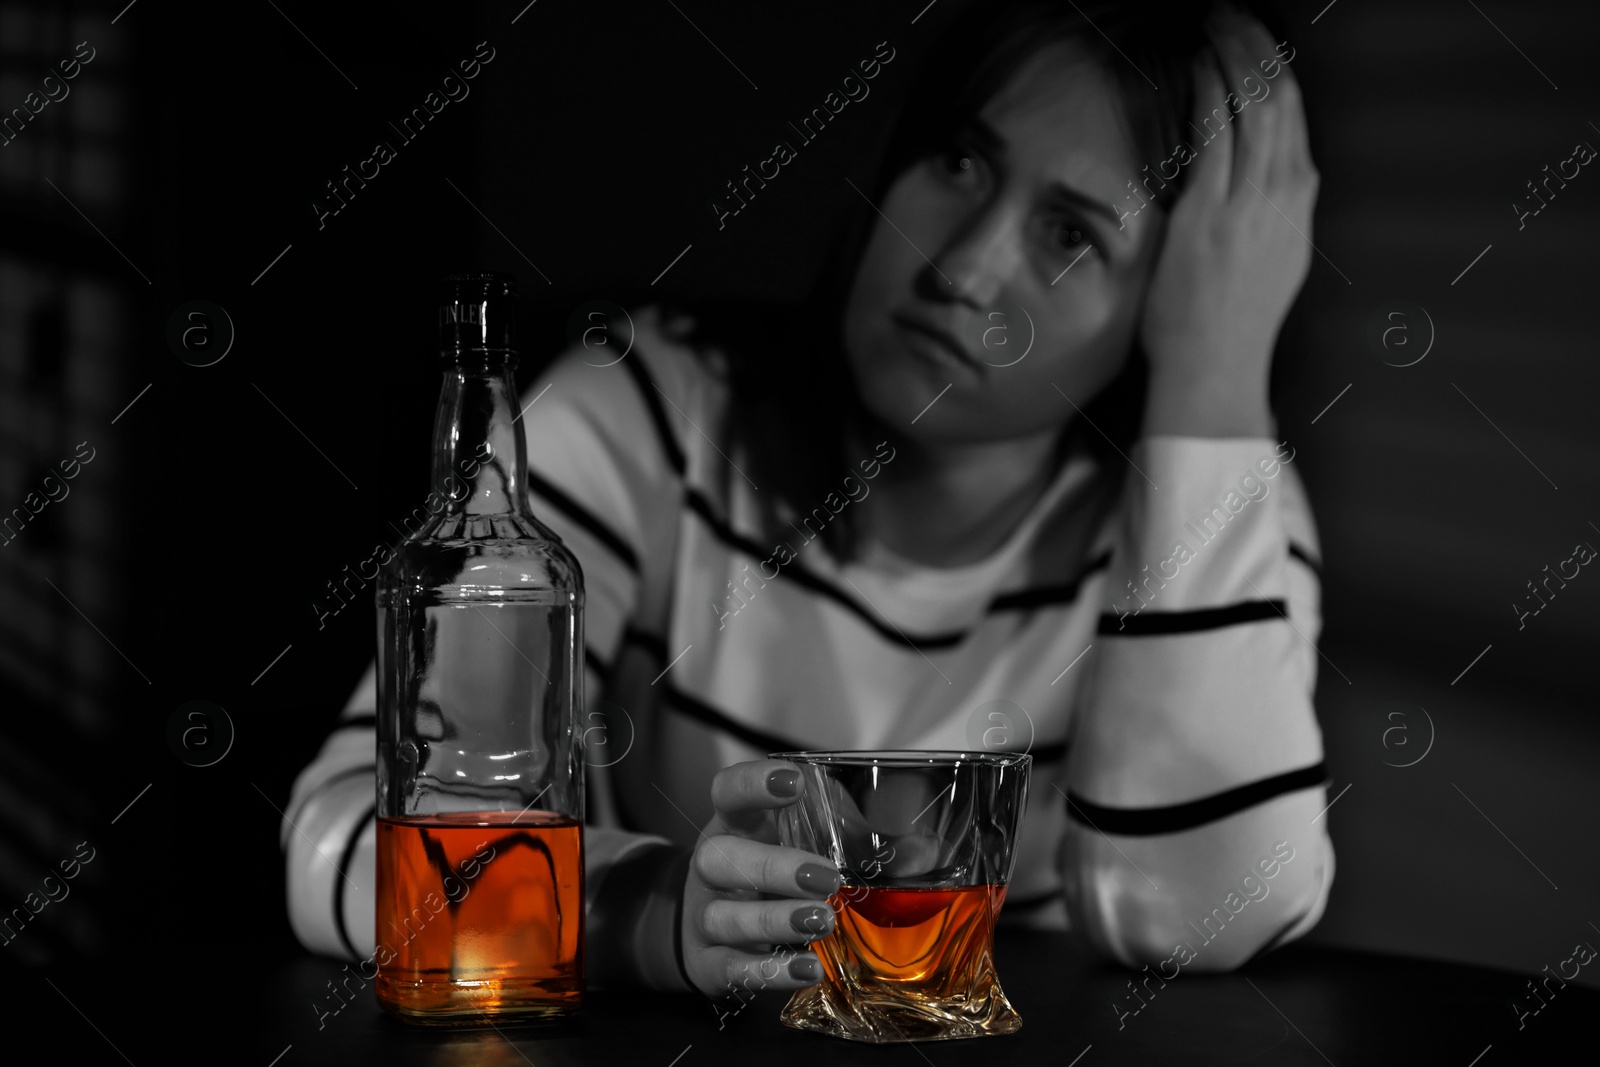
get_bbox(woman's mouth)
[891,313,979,374]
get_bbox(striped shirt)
[283,305,1334,974]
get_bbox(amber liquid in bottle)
[782,883,1021,1042]
[374,811,583,1022]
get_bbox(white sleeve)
[1058,436,1334,972]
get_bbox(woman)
[284,0,1334,1000]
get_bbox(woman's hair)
[683,0,1277,561]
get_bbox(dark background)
[1,0,1596,1005]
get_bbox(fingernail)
[768,769,801,797]
[788,955,821,982]
[790,905,833,937]
[795,863,842,896]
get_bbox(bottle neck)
[430,353,527,518]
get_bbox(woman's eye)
[1056,222,1087,250]
[933,146,977,180]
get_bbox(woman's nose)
[922,205,1020,308]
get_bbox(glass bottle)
[373,272,585,1024]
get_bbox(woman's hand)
[680,759,843,998]
[1139,9,1320,438]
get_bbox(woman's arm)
[1058,436,1332,971]
[1057,10,1332,971]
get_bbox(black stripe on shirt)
[333,803,376,961]
[988,551,1112,611]
[660,678,1052,768]
[528,468,641,573]
[625,632,1060,762]
[583,629,664,692]
[1064,760,1327,836]
[623,626,669,661]
[688,490,1109,653]
[1097,599,1287,636]
[613,360,1106,651]
[1029,739,1069,764]
[686,490,969,651]
[720,498,1111,627]
[621,353,687,476]
[1288,542,1323,582]
[661,684,807,755]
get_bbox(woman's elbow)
[1061,832,1335,974]
[281,798,378,961]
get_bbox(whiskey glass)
[768,750,1030,1043]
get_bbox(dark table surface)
[16,932,1593,1065]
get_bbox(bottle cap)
[439,272,518,354]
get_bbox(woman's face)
[843,42,1168,444]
